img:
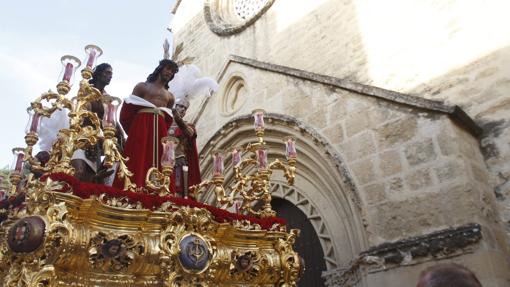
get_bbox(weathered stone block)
[362,182,386,204]
[327,97,348,124]
[471,163,490,183]
[435,160,466,183]
[322,122,344,144]
[351,157,377,185]
[368,193,446,242]
[437,134,458,156]
[440,184,481,224]
[404,138,437,166]
[386,177,404,196]
[377,117,418,150]
[306,106,328,129]
[369,103,400,127]
[379,150,402,177]
[405,168,433,191]
[345,132,377,161]
[345,110,371,137]
[281,88,313,119]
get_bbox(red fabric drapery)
[42,173,285,230]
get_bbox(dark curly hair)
[89,63,112,86]
[146,59,179,89]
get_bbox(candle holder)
[24,107,41,146]
[21,48,134,190]
[81,44,103,79]
[212,150,225,177]
[102,96,120,129]
[252,109,265,139]
[9,148,24,196]
[190,150,233,207]
[231,146,243,167]
[145,136,179,196]
[256,148,268,172]
[57,55,81,95]
[193,109,298,218]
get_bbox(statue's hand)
[93,166,115,184]
[171,108,181,120]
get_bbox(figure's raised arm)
[132,82,147,98]
[166,90,175,110]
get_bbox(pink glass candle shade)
[231,148,242,167]
[212,150,225,176]
[161,137,178,168]
[256,148,268,171]
[11,148,25,173]
[58,55,81,84]
[252,109,265,132]
[102,97,120,128]
[86,50,96,68]
[285,137,297,159]
[63,63,73,82]
[84,45,103,69]
[25,108,42,134]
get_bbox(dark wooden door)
[272,198,327,287]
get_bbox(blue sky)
[0,0,175,168]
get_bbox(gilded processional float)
[0,45,303,286]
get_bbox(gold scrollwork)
[88,232,145,273]
[24,74,134,189]
[0,200,71,287]
[229,250,267,281]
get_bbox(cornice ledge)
[323,223,482,286]
[218,55,482,137]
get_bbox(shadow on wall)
[411,46,510,234]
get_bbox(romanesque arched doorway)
[272,197,327,286]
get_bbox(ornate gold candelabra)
[19,46,134,190]
[191,109,297,218]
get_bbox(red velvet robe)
[114,102,173,189]
[172,125,201,198]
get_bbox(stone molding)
[323,223,482,286]
[199,113,360,207]
[204,0,275,36]
[218,72,248,116]
[193,55,482,137]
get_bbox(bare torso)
[134,82,174,108]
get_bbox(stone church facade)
[170,0,510,286]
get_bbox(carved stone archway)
[198,113,368,272]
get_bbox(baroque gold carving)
[88,232,145,273]
[0,198,71,287]
[276,229,303,287]
[229,250,267,281]
[1,182,302,286]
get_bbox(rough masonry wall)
[193,61,510,285]
[173,0,510,234]
[198,62,505,247]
